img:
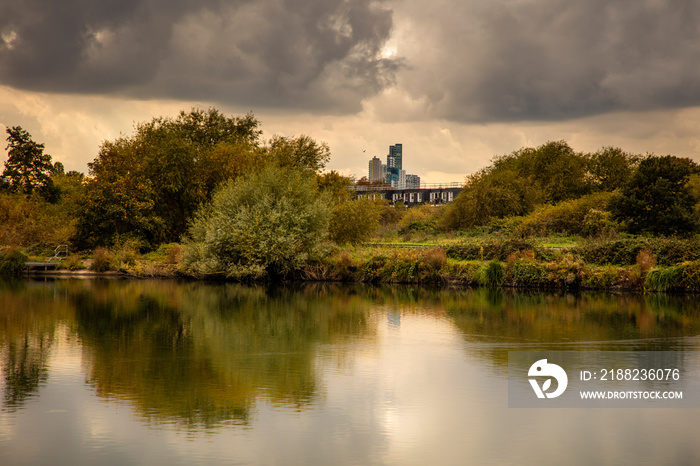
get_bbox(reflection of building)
[387,311,401,329]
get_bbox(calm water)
[1,278,700,465]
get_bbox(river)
[1,278,699,465]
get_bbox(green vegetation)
[0,248,28,276]
[2,126,60,201]
[608,155,699,236]
[182,165,332,279]
[73,108,263,249]
[329,198,382,245]
[4,109,700,292]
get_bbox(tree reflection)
[2,279,700,428]
[0,280,66,411]
[70,280,377,428]
[442,288,700,371]
[2,334,52,410]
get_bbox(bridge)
[350,182,463,207]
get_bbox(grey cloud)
[0,0,399,112]
[398,0,700,122]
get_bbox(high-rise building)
[386,143,403,187]
[387,144,402,170]
[405,174,421,189]
[365,142,421,191]
[369,156,383,182]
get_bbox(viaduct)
[350,183,463,207]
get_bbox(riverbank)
[9,236,700,293]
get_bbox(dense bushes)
[445,239,554,262]
[645,262,700,292]
[514,192,613,236]
[0,248,28,276]
[441,141,639,231]
[0,191,77,247]
[398,204,441,234]
[183,165,332,279]
[329,199,382,245]
[573,237,700,266]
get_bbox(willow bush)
[182,165,332,279]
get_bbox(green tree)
[183,165,332,279]
[267,134,330,172]
[503,140,591,204]
[2,126,57,201]
[441,141,595,231]
[317,170,354,205]
[586,147,639,192]
[608,155,699,236]
[441,164,541,230]
[74,138,164,248]
[73,108,262,248]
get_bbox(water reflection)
[1,279,700,429]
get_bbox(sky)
[2,0,700,183]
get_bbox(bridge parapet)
[353,184,463,206]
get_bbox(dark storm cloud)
[0,0,399,112]
[4,0,699,123]
[400,0,700,122]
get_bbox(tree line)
[2,110,699,278]
[441,140,700,237]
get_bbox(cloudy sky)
[2,0,700,183]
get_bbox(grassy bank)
[304,246,700,292]
[5,236,700,292]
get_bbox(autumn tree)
[441,141,634,231]
[73,108,336,249]
[73,108,262,248]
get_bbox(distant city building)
[405,174,420,189]
[369,156,383,182]
[365,142,421,191]
[385,143,403,187]
[387,144,402,170]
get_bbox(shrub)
[329,199,381,245]
[422,248,447,272]
[441,261,480,284]
[90,247,113,272]
[446,239,546,262]
[183,165,332,279]
[0,248,28,276]
[515,192,612,237]
[477,261,504,287]
[361,255,388,282]
[398,204,440,234]
[574,237,700,266]
[61,255,85,270]
[581,209,617,237]
[507,258,545,287]
[636,249,656,275]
